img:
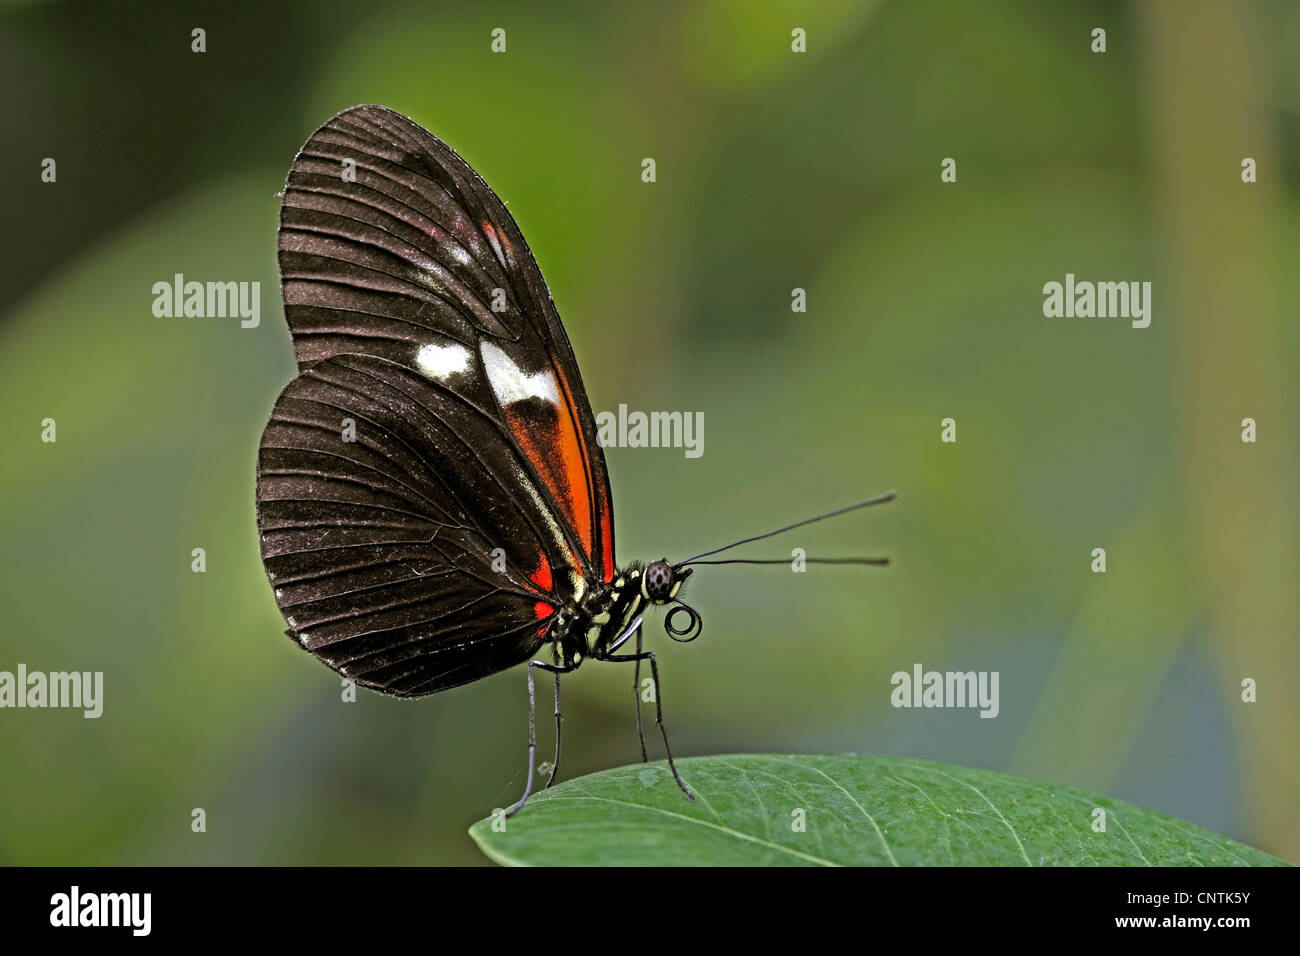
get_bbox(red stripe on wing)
[552,363,615,583]
[534,600,555,638]
[528,557,553,593]
[501,391,600,580]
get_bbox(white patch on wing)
[416,342,471,381]
[480,341,560,406]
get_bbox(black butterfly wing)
[276,104,615,590]
[256,352,564,697]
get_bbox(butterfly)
[256,105,894,815]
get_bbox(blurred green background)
[1,0,1296,865]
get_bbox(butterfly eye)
[644,560,676,603]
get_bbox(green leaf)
[468,755,1288,866]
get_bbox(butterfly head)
[641,559,692,605]
[633,560,702,644]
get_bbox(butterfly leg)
[603,616,649,761]
[598,649,694,800]
[633,625,648,762]
[543,668,563,790]
[507,659,575,818]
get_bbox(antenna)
[675,491,896,567]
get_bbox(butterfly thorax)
[551,562,648,668]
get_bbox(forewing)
[256,353,567,697]
[277,104,615,585]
